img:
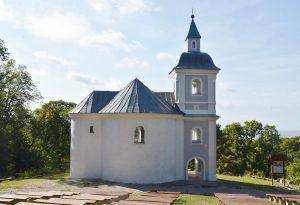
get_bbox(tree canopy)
[0,39,75,177]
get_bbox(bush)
[286,158,300,185]
[16,167,53,178]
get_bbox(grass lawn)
[217,174,296,192]
[0,173,69,191]
[174,194,219,205]
[0,178,47,190]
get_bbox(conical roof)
[99,78,182,114]
[186,16,201,40]
[70,91,117,113]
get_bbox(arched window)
[134,126,145,144]
[192,40,196,49]
[192,128,201,143]
[192,79,201,95]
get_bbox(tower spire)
[186,13,201,52]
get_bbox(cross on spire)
[191,8,194,19]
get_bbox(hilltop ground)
[0,174,299,205]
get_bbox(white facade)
[70,113,185,183]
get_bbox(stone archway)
[186,157,205,180]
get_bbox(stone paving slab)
[35,198,96,205]
[0,194,30,200]
[16,192,60,197]
[61,194,119,203]
[0,198,16,204]
[17,202,61,205]
[215,193,273,205]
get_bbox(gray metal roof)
[172,52,220,71]
[100,79,182,114]
[186,18,201,40]
[71,79,183,115]
[71,91,117,113]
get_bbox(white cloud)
[80,29,142,51]
[25,13,142,52]
[67,71,124,90]
[116,0,159,15]
[26,13,90,41]
[33,51,71,66]
[105,78,124,90]
[67,72,100,86]
[89,0,113,12]
[0,0,14,21]
[156,52,178,61]
[89,0,159,15]
[115,57,150,69]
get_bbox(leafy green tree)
[251,125,281,176]
[280,137,300,163]
[0,39,9,61]
[286,157,300,184]
[243,120,263,171]
[0,41,42,176]
[217,122,246,175]
[30,100,76,171]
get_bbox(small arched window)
[192,79,201,95]
[134,126,145,144]
[192,128,201,144]
[191,40,196,49]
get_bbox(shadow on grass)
[217,178,299,194]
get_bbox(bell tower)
[168,13,220,182]
[169,14,220,115]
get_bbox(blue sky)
[1,0,300,132]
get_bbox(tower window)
[134,126,145,144]
[192,79,201,95]
[191,40,196,49]
[89,126,94,133]
[192,128,202,144]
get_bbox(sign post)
[269,154,287,186]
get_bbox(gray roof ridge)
[70,91,93,113]
[118,81,134,112]
[100,80,133,113]
[125,79,138,112]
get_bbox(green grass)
[0,178,47,190]
[0,173,70,191]
[174,194,219,205]
[217,174,294,192]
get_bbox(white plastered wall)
[70,113,185,184]
[70,115,102,178]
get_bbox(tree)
[287,157,300,184]
[30,100,76,171]
[217,122,246,175]
[243,120,263,171]
[280,137,300,163]
[0,40,42,176]
[0,39,9,61]
[251,125,281,176]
